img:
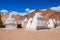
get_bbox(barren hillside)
[24,10,60,21]
[1,10,60,24]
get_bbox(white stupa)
[22,17,28,27]
[4,14,17,29]
[30,12,47,31]
[26,18,32,30]
[47,18,57,29]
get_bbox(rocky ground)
[0,26,60,40]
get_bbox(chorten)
[48,18,57,28]
[4,14,17,29]
[26,18,32,30]
[30,12,47,31]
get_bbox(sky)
[0,0,60,15]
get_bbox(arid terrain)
[0,10,60,40]
[0,26,60,40]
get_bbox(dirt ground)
[0,26,60,40]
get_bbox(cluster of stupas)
[4,14,17,29]
[0,10,60,31]
[22,12,57,31]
